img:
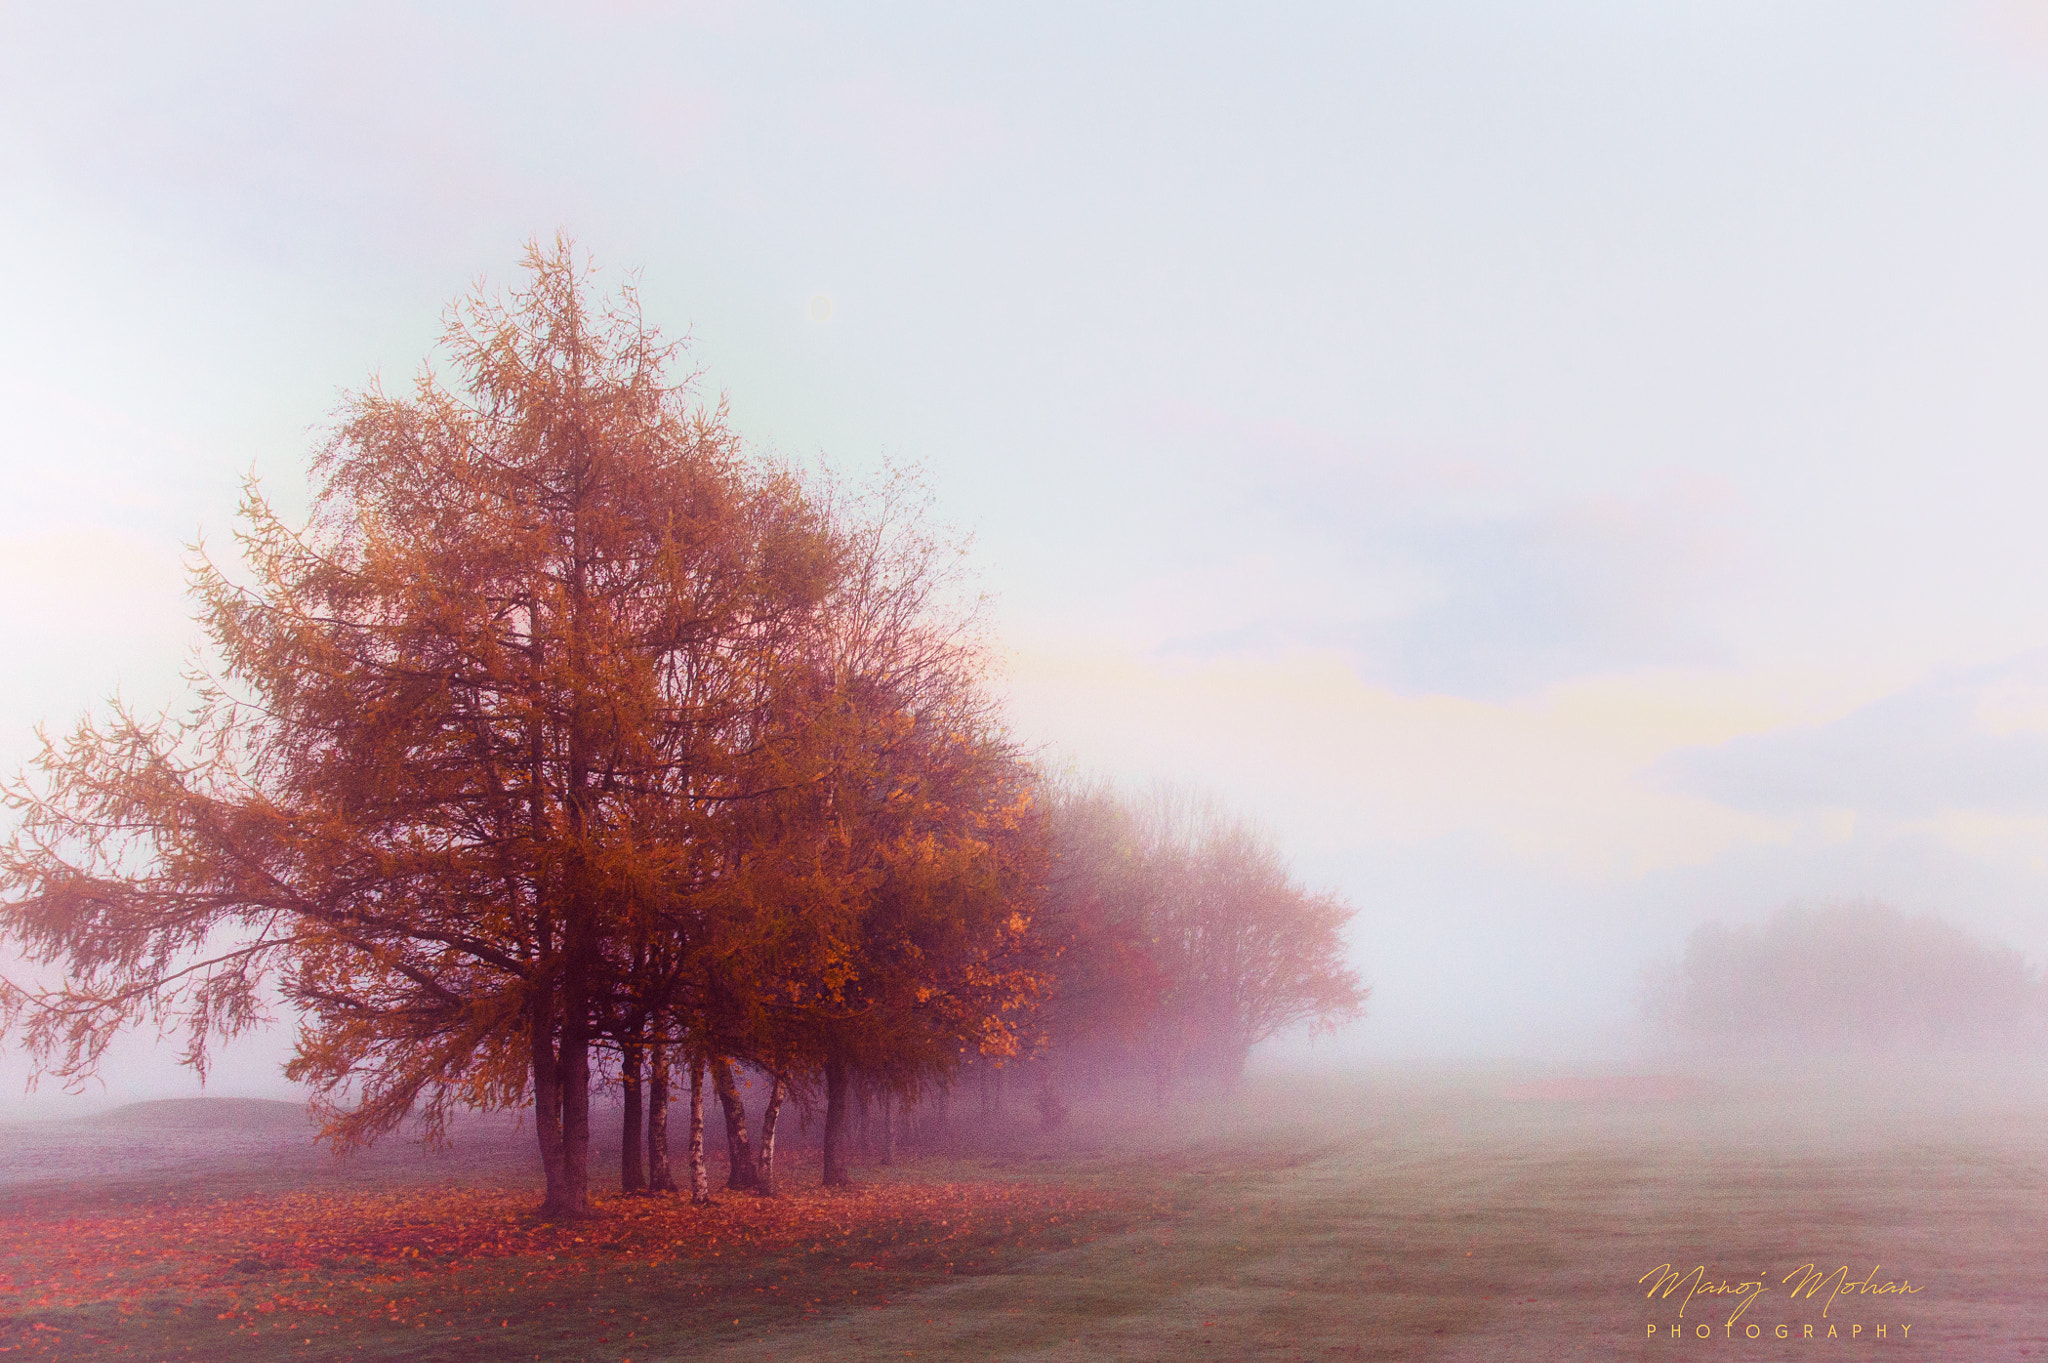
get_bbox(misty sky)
[7,2,2048,1102]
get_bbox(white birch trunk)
[688,1054,710,1205]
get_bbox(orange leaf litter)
[0,1173,1125,1318]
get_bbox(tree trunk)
[647,1043,674,1193]
[621,1038,646,1193]
[688,1054,710,1205]
[757,1072,785,1197]
[557,1012,592,1216]
[709,1057,757,1190]
[530,992,571,1215]
[822,1053,852,1186]
[879,1092,895,1166]
[558,526,598,1220]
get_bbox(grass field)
[3,1064,2045,1360]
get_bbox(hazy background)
[6,1,2048,1111]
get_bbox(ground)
[2,1064,2045,1360]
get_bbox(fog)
[10,4,2048,1120]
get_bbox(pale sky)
[6,2,2048,1107]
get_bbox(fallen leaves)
[0,1153,1153,1360]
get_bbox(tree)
[1016,779,1167,1118]
[0,239,841,1217]
[1031,782,1365,1102]
[1143,789,1364,1086]
[807,718,1043,1183]
[1643,901,2048,1053]
[702,483,1047,1185]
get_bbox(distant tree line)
[1642,901,2048,1053]
[0,242,1363,1218]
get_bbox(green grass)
[6,1066,2048,1360]
[704,1067,2048,1360]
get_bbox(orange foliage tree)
[0,241,1035,1214]
[680,488,1048,1186]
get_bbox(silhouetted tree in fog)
[1027,781,1365,1109]
[1018,781,1167,1119]
[1643,901,2048,1052]
[1139,787,1363,1087]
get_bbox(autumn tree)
[0,240,842,1217]
[685,482,1046,1186]
[1144,788,1364,1086]
[807,719,1043,1184]
[831,528,1045,1181]
[1013,779,1167,1119]
[1029,782,1365,1105]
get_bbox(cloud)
[1357,498,1725,695]
[1091,403,1743,701]
[1002,637,1810,883]
[1656,654,2048,817]
[1145,491,1728,700]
